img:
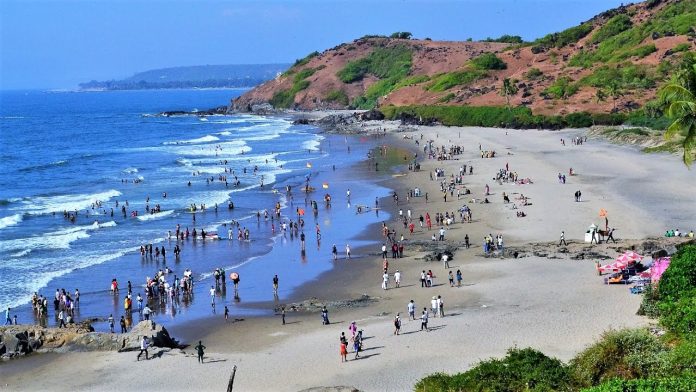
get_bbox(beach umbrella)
[229,272,239,280]
[599,208,608,217]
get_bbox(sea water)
[0,89,389,330]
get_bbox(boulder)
[119,321,179,352]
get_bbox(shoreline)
[3,113,695,391]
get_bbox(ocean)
[0,89,389,330]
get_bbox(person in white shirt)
[137,336,149,361]
[442,253,449,268]
[394,270,401,288]
[431,297,438,317]
[345,244,351,259]
[382,272,389,290]
[407,300,415,320]
[209,286,215,307]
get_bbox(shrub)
[525,68,543,80]
[414,348,572,392]
[389,31,412,39]
[439,93,456,103]
[471,53,507,70]
[591,14,633,44]
[673,43,691,53]
[324,89,349,105]
[427,69,487,91]
[570,329,669,387]
[535,23,593,48]
[336,45,412,83]
[655,244,696,336]
[632,44,657,58]
[392,74,431,90]
[269,89,295,108]
[292,51,319,68]
[543,76,579,99]
[565,112,594,128]
[581,375,696,392]
[484,34,524,44]
[581,64,657,90]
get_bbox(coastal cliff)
[232,0,695,118]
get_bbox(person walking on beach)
[5,307,11,325]
[143,305,152,321]
[209,286,216,308]
[442,253,450,268]
[194,340,206,364]
[559,231,567,246]
[607,228,617,243]
[345,244,351,259]
[108,314,114,333]
[340,339,348,363]
[420,309,429,332]
[408,300,416,320]
[438,295,445,317]
[456,270,463,287]
[137,336,149,361]
[382,271,389,290]
[332,244,338,260]
[273,274,279,295]
[120,316,127,333]
[58,310,66,328]
[224,306,229,321]
[281,307,286,325]
[321,306,330,325]
[394,270,401,288]
[448,271,455,287]
[394,313,401,335]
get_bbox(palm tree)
[500,78,519,110]
[660,56,696,167]
[606,83,622,112]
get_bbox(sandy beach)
[2,120,695,392]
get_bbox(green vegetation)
[591,14,633,44]
[660,53,696,166]
[336,45,413,109]
[270,66,321,108]
[426,69,487,92]
[500,78,519,108]
[483,34,524,44]
[569,1,696,67]
[524,68,543,80]
[438,93,456,103]
[389,31,412,39]
[673,43,691,53]
[336,45,412,83]
[414,348,572,392]
[602,127,652,137]
[582,375,696,392]
[380,105,628,129]
[534,22,593,48]
[581,64,657,91]
[470,53,507,70]
[391,74,431,90]
[324,89,349,106]
[632,44,658,59]
[292,51,319,68]
[543,76,579,99]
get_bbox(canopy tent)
[596,250,644,275]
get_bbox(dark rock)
[359,109,385,121]
[293,118,311,125]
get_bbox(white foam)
[0,214,23,230]
[302,135,325,151]
[123,167,139,174]
[136,210,175,221]
[147,140,250,157]
[10,189,122,215]
[219,131,232,136]
[163,135,220,145]
[0,220,116,253]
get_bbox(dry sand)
[2,123,695,392]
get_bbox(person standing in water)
[273,274,279,295]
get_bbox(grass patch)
[569,1,696,67]
[580,64,657,90]
[470,53,507,70]
[438,93,456,103]
[270,66,321,108]
[324,89,349,106]
[483,34,524,44]
[632,44,658,59]
[673,43,691,53]
[591,14,633,44]
[525,67,543,80]
[391,74,431,90]
[336,45,412,83]
[426,69,487,92]
[534,22,594,48]
[543,76,579,99]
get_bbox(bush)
[581,375,696,392]
[427,70,487,91]
[292,51,319,68]
[389,31,412,39]
[632,44,658,58]
[655,244,696,336]
[565,112,594,128]
[324,89,349,105]
[414,348,572,392]
[336,45,412,83]
[543,76,579,99]
[471,53,507,70]
[591,14,633,44]
[484,34,524,44]
[269,89,295,108]
[673,43,691,53]
[570,329,669,387]
[535,23,593,48]
[581,64,657,91]
[525,68,543,80]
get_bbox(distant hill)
[233,0,695,120]
[79,64,290,90]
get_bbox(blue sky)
[0,0,626,89]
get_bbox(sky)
[0,0,628,90]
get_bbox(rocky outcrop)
[0,320,180,361]
[276,295,378,313]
